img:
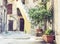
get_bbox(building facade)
[6,0,31,33]
[0,0,52,33]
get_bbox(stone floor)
[0,37,55,44]
[0,31,55,44]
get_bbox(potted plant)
[28,7,51,36]
[28,0,53,36]
[28,8,44,36]
[42,29,54,43]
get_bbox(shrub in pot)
[42,29,54,43]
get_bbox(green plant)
[36,0,53,30]
[28,0,53,30]
[44,29,53,35]
[29,7,51,27]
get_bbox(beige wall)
[25,0,40,8]
[7,0,18,31]
[7,0,31,33]
[25,0,52,9]
[54,0,60,44]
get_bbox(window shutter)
[7,4,12,14]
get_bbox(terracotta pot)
[36,29,43,33]
[36,29,43,36]
[42,35,54,43]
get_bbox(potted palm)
[42,29,54,43]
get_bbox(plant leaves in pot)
[42,29,54,43]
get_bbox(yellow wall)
[17,1,31,33]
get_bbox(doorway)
[20,18,24,31]
[8,20,13,31]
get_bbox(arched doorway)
[17,8,22,16]
[20,18,24,31]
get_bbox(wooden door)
[20,18,24,31]
[8,20,13,31]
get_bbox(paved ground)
[0,32,55,44]
[0,38,44,44]
[0,37,55,44]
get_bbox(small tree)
[36,0,53,30]
[28,0,53,31]
[29,6,51,28]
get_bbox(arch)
[17,8,22,16]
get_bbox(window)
[17,8,22,16]
[7,4,12,14]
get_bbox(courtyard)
[0,0,60,44]
[0,31,55,44]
